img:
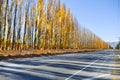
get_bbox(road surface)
[0,50,120,80]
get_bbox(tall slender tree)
[0,0,4,50]
[0,0,110,51]
[12,0,18,50]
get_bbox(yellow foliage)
[0,0,110,51]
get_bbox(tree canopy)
[0,0,110,51]
[115,42,120,49]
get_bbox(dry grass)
[114,49,120,52]
[0,49,99,60]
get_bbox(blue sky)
[60,0,120,42]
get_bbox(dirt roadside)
[0,49,101,60]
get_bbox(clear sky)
[60,0,120,42]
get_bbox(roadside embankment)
[0,49,101,60]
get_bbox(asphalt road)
[0,50,120,80]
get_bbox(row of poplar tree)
[0,0,110,50]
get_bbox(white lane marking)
[83,53,114,80]
[83,74,111,80]
[65,59,99,80]
[65,53,113,80]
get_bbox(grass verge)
[0,49,100,60]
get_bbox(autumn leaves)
[0,0,110,51]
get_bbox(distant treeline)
[0,0,110,51]
[115,42,120,49]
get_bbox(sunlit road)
[0,50,120,80]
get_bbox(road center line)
[65,59,99,80]
[83,54,113,80]
[65,54,112,80]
